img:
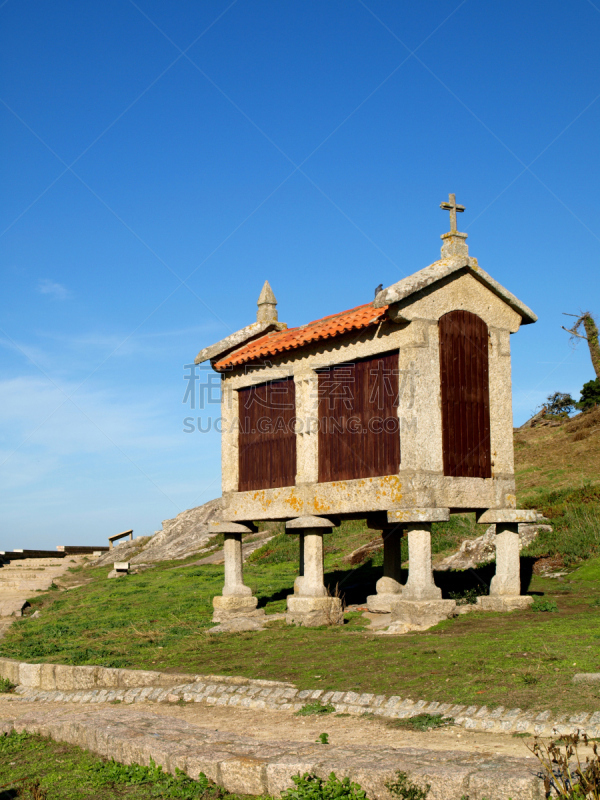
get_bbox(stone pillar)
[490,524,520,597]
[285,516,343,627]
[401,524,441,601]
[209,522,264,623]
[366,526,404,613]
[387,511,456,631]
[293,533,305,595]
[222,533,252,597]
[476,509,535,611]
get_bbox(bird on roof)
[374,283,383,298]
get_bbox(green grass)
[2,543,600,716]
[521,483,600,564]
[248,515,482,571]
[0,730,255,799]
[388,714,453,732]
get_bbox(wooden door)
[318,352,400,482]
[238,378,296,491]
[439,310,491,478]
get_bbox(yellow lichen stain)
[250,490,274,510]
[284,490,303,514]
[379,475,403,504]
[310,495,330,514]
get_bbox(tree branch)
[561,325,589,341]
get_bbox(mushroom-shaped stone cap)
[286,515,335,530]
[209,521,254,534]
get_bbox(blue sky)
[1,0,599,549]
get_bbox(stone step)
[1,558,66,566]
[0,581,56,591]
[0,569,63,577]
[0,596,29,617]
[0,550,66,560]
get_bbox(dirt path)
[0,697,542,759]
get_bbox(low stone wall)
[2,658,599,739]
[2,708,547,800]
[0,657,291,693]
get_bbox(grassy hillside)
[515,406,600,564]
[515,406,600,502]
[0,410,598,716]
[1,552,600,715]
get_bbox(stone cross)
[440,193,465,233]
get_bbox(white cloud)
[0,376,178,488]
[37,279,71,300]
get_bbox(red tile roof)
[214,302,388,370]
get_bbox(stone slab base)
[212,595,263,623]
[366,593,402,613]
[573,673,600,684]
[391,599,457,629]
[4,709,547,799]
[477,595,533,612]
[209,617,266,634]
[286,596,343,627]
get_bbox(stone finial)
[257,280,278,323]
[440,193,469,258]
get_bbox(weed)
[0,731,29,753]
[296,701,335,716]
[522,673,540,686]
[25,779,48,799]
[521,484,600,564]
[87,757,218,797]
[449,587,486,606]
[532,598,559,613]
[0,731,239,800]
[281,772,367,800]
[529,733,600,799]
[385,771,430,800]
[0,678,16,694]
[512,732,531,738]
[316,733,329,744]
[109,698,121,704]
[390,714,453,732]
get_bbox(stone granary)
[197,195,538,628]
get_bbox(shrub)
[531,598,559,613]
[0,677,16,693]
[449,587,487,605]
[87,757,219,798]
[0,730,29,753]
[529,733,600,799]
[390,714,453,732]
[543,392,577,417]
[578,378,600,412]
[522,484,600,564]
[386,771,430,800]
[281,772,367,800]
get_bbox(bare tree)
[562,311,600,379]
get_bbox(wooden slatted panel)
[439,310,491,478]
[318,352,400,482]
[238,378,296,492]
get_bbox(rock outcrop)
[435,523,552,572]
[94,498,223,566]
